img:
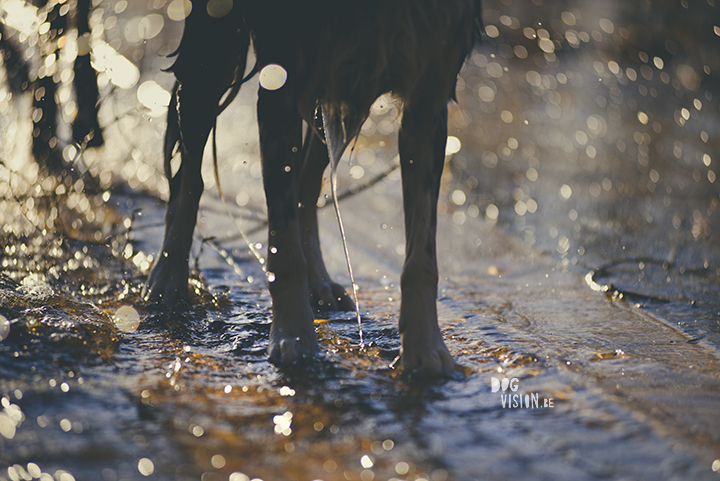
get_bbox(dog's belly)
[247,0,477,118]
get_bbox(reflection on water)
[1,0,720,480]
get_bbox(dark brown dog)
[144,0,482,376]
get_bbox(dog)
[144,0,483,376]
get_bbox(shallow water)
[1,1,720,480]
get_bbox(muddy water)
[1,1,720,480]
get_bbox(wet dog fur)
[144,0,483,376]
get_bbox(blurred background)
[0,1,719,480]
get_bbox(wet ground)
[1,1,719,480]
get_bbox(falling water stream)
[329,167,364,349]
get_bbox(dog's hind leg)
[258,86,319,364]
[397,101,455,376]
[298,129,354,313]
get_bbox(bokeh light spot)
[207,0,233,18]
[138,458,154,477]
[0,315,10,341]
[167,0,192,21]
[259,64,288,91]
[137,81,171,117]
[445,136,462,155]
[114,306,140,333]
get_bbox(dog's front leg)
[144,6,244,306]
[144,81,218,305]
[258,86,319,364]
[397,103,455,376]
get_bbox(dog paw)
[268,332,319,365]
[143,255,188,306]
[309,279,354,312]
[396,336,456,378]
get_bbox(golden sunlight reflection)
[0,0,40,36]
[91,40,140,89]
[273,411,293,436]
[137,80,171,117]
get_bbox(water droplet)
[538,38,555,53]
[445,136,462,155]
[0,413,16,439]
[113,306,140,333]
[138,458,154,477]
[259,64,288,91]
[395,462,410,475]
[266,271,276,283]
[167,0,192,21]
[486,204,499,220]
[60,419,72,432]
[191,424,204,437]
[561,11,576,26]
[560,184,573,199]
[349,165,365,179]
[451,190,466,206]
[55,472,75,481]
[0,315,10,341]
[207,0,233,18]
[279,386,296,396]
[26,463,41,478]
[211,454,226,469]
[599,18,614,34]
